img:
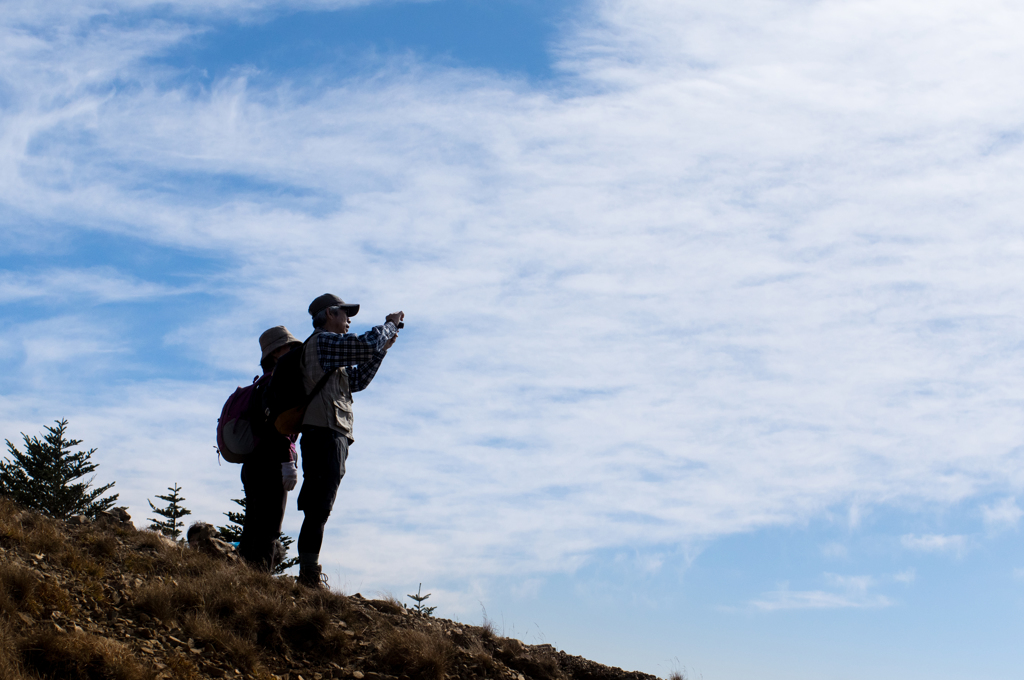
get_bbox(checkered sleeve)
[347,349,387,392]
[316,322,398,391]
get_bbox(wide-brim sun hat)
[259,326,302,360]
[308,293,360,319]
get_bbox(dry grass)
[81,577,107,605]
[164,650,203,680]
[181,611,262,673]
[39,578,74,615]
[0,507,65,555]
[19,630,157,680]
[302,586,352,616]
[0,562,41,616]
[0,619,30,680]
[134,558,354,666]
[131,529,176,555]
[0,497,346,677]
[479,617,497,641]
[497,639,564,680]
[79,529,120,559]
[467,639,500,675]
[0,561,73,618]
[377,592,407,614]
[0,497,654,680]
[0,500,112,584]
[58,546,106,578]
[376,625,456,680]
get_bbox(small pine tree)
[218,493,299,575]
[0,419,118,519]
[407,583,436,616]
[147,483,192,538]
[216,493,246,542]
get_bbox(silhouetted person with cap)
[238,326,303,571]
[296,293,402,588]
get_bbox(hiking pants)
[239,460,287,572]
[297,426,348,557]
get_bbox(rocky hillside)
[0,498,663,680]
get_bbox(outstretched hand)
[384,311,403,350]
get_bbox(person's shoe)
[298,564,329,589]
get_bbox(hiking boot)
[298,564,329,589]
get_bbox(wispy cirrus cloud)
[0,268,187,304]
[2,0,1024,598]
[751,574,892,611]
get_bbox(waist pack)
[263,338,332,435]
[216,375,270,463]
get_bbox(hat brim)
[338,304,359,317]
[261,339,302,361]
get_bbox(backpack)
[263,337,333,435]
[216,375,271,464]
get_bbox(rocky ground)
[0,499,664,680]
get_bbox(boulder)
[186,522,238,560]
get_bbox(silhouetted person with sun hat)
[237,325,303,572]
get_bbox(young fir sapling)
[407,583,436,616]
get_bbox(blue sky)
[3,0,1024,678]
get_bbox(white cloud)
[751,574,891,611]
[820,542,848,559]
[901,534,969,557]
[893,569,916,584]
[0,268,185,304]
[752,589,891,612]
[982,497,1023,530]
[3,0,1024,594]
[0,315,129,376]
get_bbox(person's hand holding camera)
[384,311,404,350]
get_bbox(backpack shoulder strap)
[301,332,335,406]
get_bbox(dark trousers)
[238,460,287,572]
[297,426,348,557]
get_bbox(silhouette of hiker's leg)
[297,427,347,583]
[239,461,287,571]
[298,512,329,555]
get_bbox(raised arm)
[316,322,399,372]
[347,348,387,392]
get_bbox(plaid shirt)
[315,322,398,392]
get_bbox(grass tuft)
[0,562,41,616]
[468,639,499,674]
[79,530,120,559]
[164,650,202,680]
[479,603,497,641]
[0,619,29,680]
[19,630,157,680]
[377,592,406,615]
[182,611,262,673]
[132,529,175,555]
[376,626,455,680]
